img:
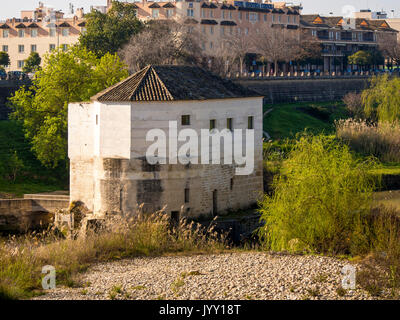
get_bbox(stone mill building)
[68,65,263,219]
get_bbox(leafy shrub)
[258,134,377,254]
[336,119,400,163]
[362,75,400,123]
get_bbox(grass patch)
[263,101,348,140]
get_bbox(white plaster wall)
[68,102,95,160]
[95,101,131,159]
[129,97,264,162]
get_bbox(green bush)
[258,134,377,254]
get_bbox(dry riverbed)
[34,252,375,300]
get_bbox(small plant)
[132,285,146,290]
[81,289,88,295]
[336,287,347,297]
[313,273,328,283]
[306,287,320,298]
[170,277,185,295]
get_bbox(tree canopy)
[0,51,10,68]
[79,1,143,57]
[9,46,128,168]
[362,75,400,123]
[23,52,41,73]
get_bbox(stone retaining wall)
[235,78,370,104]
[0,197,69,232]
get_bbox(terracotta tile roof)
[92,65,261,102]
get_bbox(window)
[230,178,234,190]
[31,44,37,52]
[312,30,317,37]
[2,29,9,38]
[264,14,267,22]
[245,28,249,35]
[49,28,56,37]
[210,10,213,18]
[62,28,69,37]
[166,9,173,17]
[49,44,56,51]
[31,29,38,37]
[239,12,242,20]
[246,12,249,20]
[18,60,25,68]
[220,26,224,35]
[152,9,159,18]
[18,29,25,38]
[181,115,190,126]
[336,32,340,40]
[288,16,291,23]
[2,45,8,52]
[18,45,24,53]
[272,14,276,22]
[293,16,297,23]
[201,26,206,33]
[187,8,194,17]
[278,15,281,22]
[184,188,190,203]
[222,11,225,19]
[249,13,257,22]
[201,9,206,18]
[248,116,254,129]
[62,44,68,51]
[210,41,213,49]
[229,11,232,19]
[210,119,216,130]
[329,31,334,39]
[227,118,233,131]
[210,26,214,34]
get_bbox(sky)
[1,0,400,20]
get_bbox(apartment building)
[110,0,301,55]
[0,3,86,71]
[300,15,398,72]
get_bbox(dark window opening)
[230,178,234,190]
[227,118,233,131]
[184,188,190,203]
[210,119,216,130]
[248,116,254,129]
[181,115,191,126]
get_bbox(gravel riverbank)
[34,252,374,300]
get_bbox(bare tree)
[377,31,399,67]
[119,20,204,72]
[254,26,298,75]
[217,26,257,76]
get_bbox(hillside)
[0,120,67,198]
[263,101,348,140]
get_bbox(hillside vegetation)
[0,121,67,198]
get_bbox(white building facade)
[68,65,264,218]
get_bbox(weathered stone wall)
[0,198,69,232]
[90,158,263,219]
[234,77,370,104]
